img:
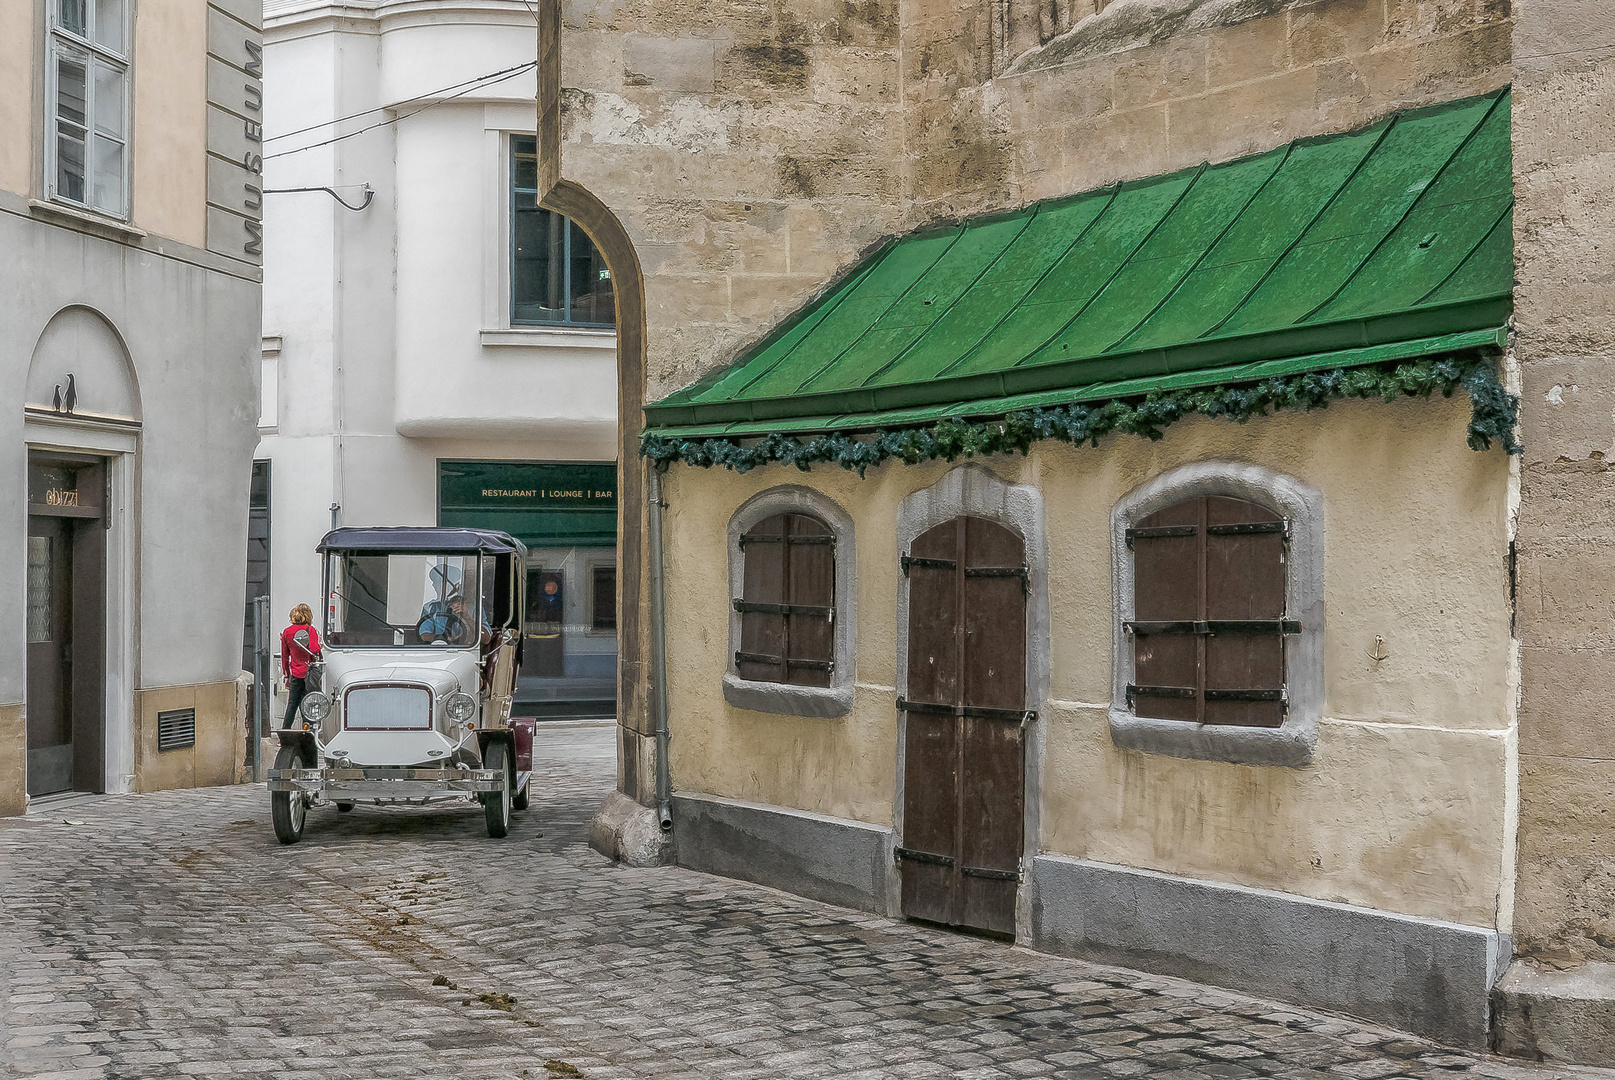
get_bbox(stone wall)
[1510,0,1615,966]
[558,0,1513,396]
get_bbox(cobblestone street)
[0,723,1606,1080]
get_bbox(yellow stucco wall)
[661,392,1515,927]
[132,0,208,247]
[0,703,25,817]
[0,8,38,197]
[133,679,245,793]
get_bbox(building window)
[735,513,836,687]
[511,135,615,327]
[48,0,129,217]
[1126,496,1293,728]
[724,488,856,718]
[1110,463,1324,767]
[589,564,616,633]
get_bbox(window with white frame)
[48,0,129,218]
[510,134,615,327]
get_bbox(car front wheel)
[270,744,312,845]
[483,742,512,839]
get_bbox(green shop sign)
[438,461,617,548]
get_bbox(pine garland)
[641,355,1521,476]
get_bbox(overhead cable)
[265,61,538,160]
[264,62,538,145]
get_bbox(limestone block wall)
[917,0,1514,219]
[561,0,912,399]
[1510,0,1615,964]
[559,0,1514,399]
[659,394,1516,928]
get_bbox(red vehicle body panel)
[510,717,536,773]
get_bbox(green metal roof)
[645,90,1512,438]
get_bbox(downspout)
[648,464,674,833]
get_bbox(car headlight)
[445,692,477,723]
[300,691,332,722]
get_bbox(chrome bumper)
[267,766,504,798]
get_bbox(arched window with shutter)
[723,488,856,718]
[734,513,835,686]
[1127,496,1296,728]
[1111,464,1323,766]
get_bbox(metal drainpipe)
[648,465,674,833]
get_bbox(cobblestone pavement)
[1,723,1608,1080]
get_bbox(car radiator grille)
[344,686,432,730]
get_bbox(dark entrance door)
[26,455,106,797]
[526,568,565,677]
[898,516,1028,937]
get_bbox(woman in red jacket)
[280,603,322,728]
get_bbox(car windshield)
[325,552,482,648]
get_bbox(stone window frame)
[892,463,1051,936]
[723,486,856,718]
[1110,461,1324,767]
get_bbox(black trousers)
[283,675,307,728]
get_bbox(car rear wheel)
[335,802,354,813]
[484,742,512,838]
[271,744,312,845]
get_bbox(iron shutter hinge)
[901,554,956,576]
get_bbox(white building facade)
[257,0,620,721]
[1,0,263,814]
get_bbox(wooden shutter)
[736,513,835,686]
[1127,496,1293,728]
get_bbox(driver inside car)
[416,590,493,647]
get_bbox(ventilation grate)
[157,708,196,752]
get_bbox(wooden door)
[898,516,1028,937]
[26,515,74,796]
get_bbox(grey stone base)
[1030,854,1507,1049]
[670,792,893,914]
[1491,959,1615,1065]
[588,790,672,867]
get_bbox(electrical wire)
[263,61,538,145]
[265,61,537,160]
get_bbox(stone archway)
[539,180,657,813]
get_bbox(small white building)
[256,0,620,719]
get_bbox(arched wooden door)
[898,516,1028,937]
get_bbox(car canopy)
[316,526,526,558]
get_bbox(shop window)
[734,514,835,687]
[1111,463,1323,767]
[48,0,129,217]
[511,135,615,327]
[590,564,616,633]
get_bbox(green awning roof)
[645,90,1512,438]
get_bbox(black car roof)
[315,526,527,557]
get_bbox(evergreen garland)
[641,355,1520,476]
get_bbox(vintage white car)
[266,527,536,843]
